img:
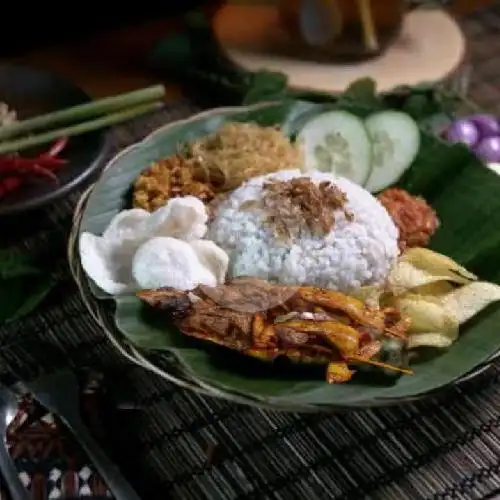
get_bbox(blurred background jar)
[221,0,451,63]
[279,0,407,61]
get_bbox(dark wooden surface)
[2,1,494,100]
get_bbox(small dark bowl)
[0,64,109,216]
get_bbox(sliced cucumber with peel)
[363,110,421,193]
[298,110,372,185]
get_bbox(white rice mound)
[207,169,399,292]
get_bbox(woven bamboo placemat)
[2,5,500,500]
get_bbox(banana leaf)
[79,99,500,407]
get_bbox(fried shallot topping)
[247,177,352,239]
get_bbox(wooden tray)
[214,5,467,93]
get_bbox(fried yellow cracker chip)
[400,248,477,284]
[437,281,500,325]
[407,333,454,349]
[393,293,459,338]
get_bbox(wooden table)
[7,19,184,100]
[4,0,494,100]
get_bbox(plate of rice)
[69,87,500,411]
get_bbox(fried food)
[133,155,214,212]
[377,188,440,251]
[355,247,500,350]
[184,122,302,192]
[137,277,412,384]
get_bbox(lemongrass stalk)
[0,102,162,156]
[0,85,165,142]
[357,0,379,52]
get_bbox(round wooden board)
[214,5,466,93]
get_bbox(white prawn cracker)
[80,209,152,294]
[102,208,150,241]
[132,237,218,290]
[189,240,229,284]
[143,196,208,241]
[79,232,138,295]
[79,196,214,295]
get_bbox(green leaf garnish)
[7,276,56,322]
[0,249,58,324]
[243,70,289,105]
[0,249,41,279]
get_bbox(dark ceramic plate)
[0,65,109,216]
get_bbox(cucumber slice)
[298,110,372,185]
[364,110,421,193]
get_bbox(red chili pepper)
[0,156,66,173]
[45,137,68,158]
[30,164,59,183]
[0,137,70,199]
[0,158,62,185]
[0,177,23,199]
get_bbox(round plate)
[0,64,109,216]
[72,101,500,411]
